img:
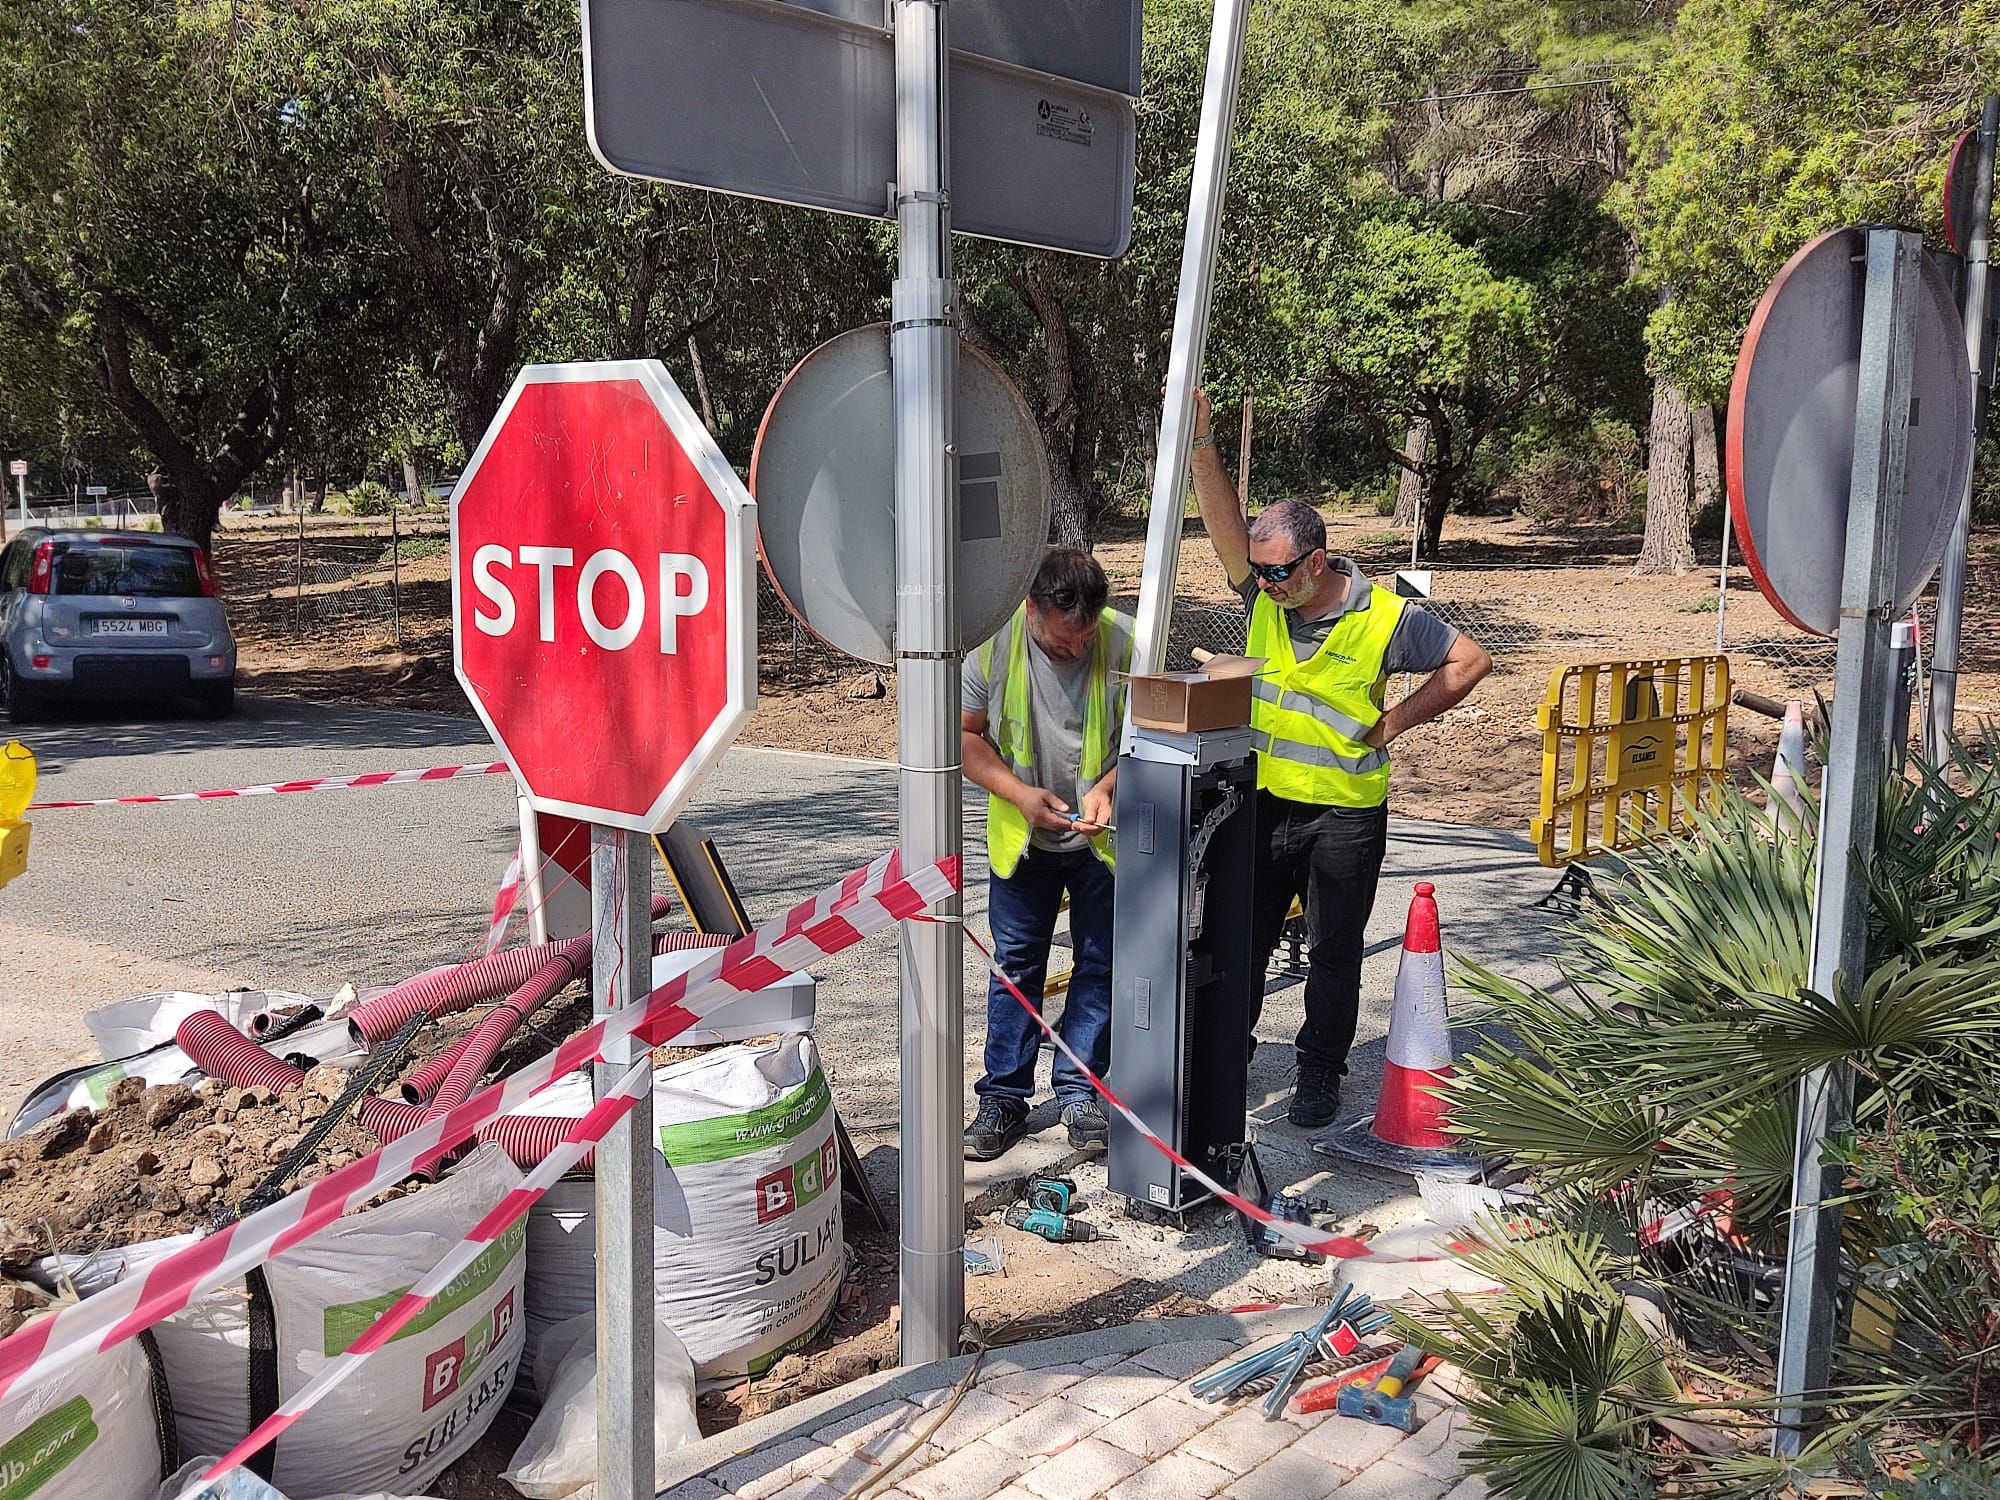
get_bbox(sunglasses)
[1246,549,1320,584]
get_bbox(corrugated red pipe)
[346,895,672,1044]
[422,931,730,1120]
[400,1038,475,1105]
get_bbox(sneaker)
[1286,1065,1342,1129]
[963,1098,1027,1162]
[1062,1097,1109,1153]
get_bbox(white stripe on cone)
[1373,881,1454,1150]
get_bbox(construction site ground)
[11,505,1991,1494]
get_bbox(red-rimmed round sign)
[1725,226,1975,637]
[1945,127,1981,254]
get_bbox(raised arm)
[1188,388,1250,587]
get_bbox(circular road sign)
[452,360,757,833]
[1945,127,1982,254]
[1725,226,1975,637]
[751,324,1050,667]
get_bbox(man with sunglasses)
[1187,388,1492,1128]
[961,548,1135,1161]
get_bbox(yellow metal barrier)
[1532,655,1730,868]
[0,741,31,891]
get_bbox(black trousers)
[1247,790,1390,1076]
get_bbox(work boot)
[1062,1097,1109,1154]
[963,1098,1027,1162]
[1286,1064,1341,1129]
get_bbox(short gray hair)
[1247,499,1327,556]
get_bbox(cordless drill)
[1004,1203,1112,1243]
[1026,1175,1078,1215]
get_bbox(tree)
[0,1,392,547]
[1305,191,1646,558]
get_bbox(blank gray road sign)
[770,0,1142,96]
[583,0,1136,258]
[1726,225,1975,637]
[751,324,1051,666]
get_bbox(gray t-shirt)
[964,613,1134,852]
[1234,557,1458,673]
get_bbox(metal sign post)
[1772,226,1924,1454]
[592,827,654,1500]
[1926,96,1997,763]
[1130,0,1251,678]
[891,0,964,1367]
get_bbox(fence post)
[293,507,305,634]
[391,503,403,646]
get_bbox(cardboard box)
[1128,655,1264,734]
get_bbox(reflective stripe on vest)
[1247,583,1404,807]
[984,606,1130,880]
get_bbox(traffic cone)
[1372,882,1453,1150]
[1314,883,1479,1180]
[1770,701,1807,824]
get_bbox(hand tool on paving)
[1190,1289,1383,1404]
[1025,1175,1079,1215]
[1261,1290,1357,1418]
[1335,1343,1441,1431]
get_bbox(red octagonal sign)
[452,361,756,832]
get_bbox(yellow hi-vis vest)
[982,604,1129,880]
[1247,581,1405,808]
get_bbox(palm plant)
[1411,728,2000,1494]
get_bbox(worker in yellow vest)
[961,549,1135,1162]
[1189,388,1492,1128]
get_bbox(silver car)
[0,528,237,721]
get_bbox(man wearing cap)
[961,548,1135,1161]
[1188,388,1493,1128]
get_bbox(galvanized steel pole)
[1927,96,1997,762]
[1772,227,1921,1455]
[891,0,965,1367]
[1130,0,1252,679]
[593,826,655,1499]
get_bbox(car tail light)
[26,541,54,594]
[194,549,220,597]
[30,656,49,670]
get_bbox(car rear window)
[53,544,203,598]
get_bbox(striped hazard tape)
[29,759,513,810]
[0,847,960,1408]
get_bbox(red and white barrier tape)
[954,922,1455,1265]
[480,847,526,958]
[204,1056,652,1479]
[28,760,512,810]
[0,847,959,1407]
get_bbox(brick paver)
[676,1319,1483,1500]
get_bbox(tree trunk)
[1635,379,1696,575]
[401,438,423,507]
[1393,420,1427,527]
[1690,401,1720,521]
[687,332,719,435]
[1417,469,1453,561]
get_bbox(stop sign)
[452,360,756,832]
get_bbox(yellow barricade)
[1532,655,1730,868]
[0,740,33,890]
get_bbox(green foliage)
[344,481,396,518]
[1497,417,1644,527]
[1620,0,2000,401]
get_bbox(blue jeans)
[975,844,1115,1113]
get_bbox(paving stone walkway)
[655,1310,1488,1500]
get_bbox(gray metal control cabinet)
[1107,726,1259,1213]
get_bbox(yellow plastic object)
[0,740,33,890]
[1531,656,1730,869]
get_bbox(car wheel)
[195,680,236,719]
[2,658,39,725]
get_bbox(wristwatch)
[1190,432,1215,450]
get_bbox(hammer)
[1334,1344,1439,1431]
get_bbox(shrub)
[1495,418,1643,527]
[345,481,396,518]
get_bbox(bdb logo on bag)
[754,1134,839,1224]
[422,1288,517,1412]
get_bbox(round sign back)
[1725,226,1975,637]
[751,325,1050,666]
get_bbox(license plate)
[92,619,169,636]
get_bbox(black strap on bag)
[243,1267,281,1481]
[135,1328,179,1481]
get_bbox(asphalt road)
[6,694,1564,1298]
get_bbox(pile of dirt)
[0,1071,386,1270]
